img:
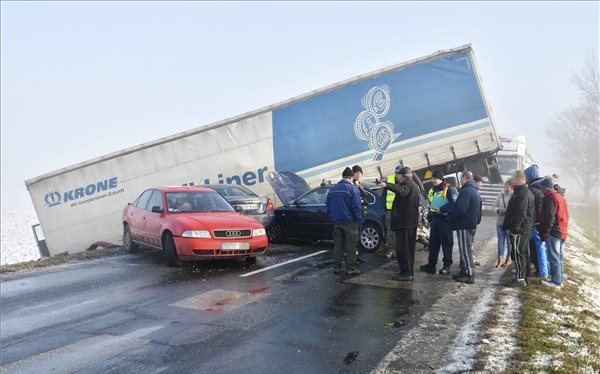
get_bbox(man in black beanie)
[326,167,363,275]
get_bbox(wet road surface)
[1,217,498,374]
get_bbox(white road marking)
[239,250,328,277]
[0,334,149,374]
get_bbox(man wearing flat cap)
[380,166,421,281]
[326,167,363,275]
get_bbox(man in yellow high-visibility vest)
[381,172,397,257]
[419,170,458,275]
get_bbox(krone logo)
[354,85,401,161]
[44,191,62,207]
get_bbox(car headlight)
[252,228,266,237]
[181,230,211,238]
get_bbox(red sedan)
[122,186,268,266]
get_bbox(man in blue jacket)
[524,165,549,278]
[326,167,363,275]
[449,171,481,284]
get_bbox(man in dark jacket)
[502,170,535,287]
[449,171,481,284]
[524,165,549,278]
[419,169,457,275]
[538,177,569,289]
[352,164,368,264]
[326,167,363,275]
[380,166,421,281]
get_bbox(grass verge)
[507,223,600,374]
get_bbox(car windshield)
[165,191,235,213]
[296,187,330,205]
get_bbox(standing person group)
[381,168,481,283]
[501,169,569,288]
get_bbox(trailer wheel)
[359,222,382,253]
[164,232,182,267]
[123,224,139,253]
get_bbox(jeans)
[545,235,565,286]
[496,225,511,258]
[530,227,549,277]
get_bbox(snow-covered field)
[1,205,41,265]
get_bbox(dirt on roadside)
[0,246,126,275]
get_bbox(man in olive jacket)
[380,166,421,281]
[502,170,535,287]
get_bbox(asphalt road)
[1,217,498,374]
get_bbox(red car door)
[127,189,154,245]
[144,190,165,248]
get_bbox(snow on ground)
[430,220,598,374]
[436,265,506,374]
[1,205,41,265]
[565,222,600,312]
[474,287,521,373]
[516,221,599,373]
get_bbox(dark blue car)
[267,171,387,252]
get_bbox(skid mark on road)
[0,334,149,374]
[170,288,270,312]
[344,261,411,289]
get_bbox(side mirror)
[234,206,243,213]
[151,206,164,214]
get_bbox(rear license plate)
[221,242,250,251]
[240,204,259,210]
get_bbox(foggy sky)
[1,2,598,211]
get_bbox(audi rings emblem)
[225,230,242,237]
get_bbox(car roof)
[156,186,217,193]
[204,184,253,192]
